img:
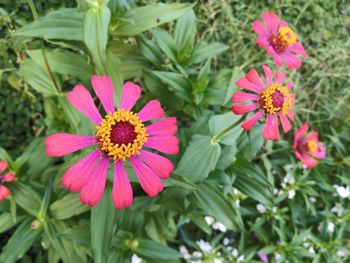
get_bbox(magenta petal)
[146,117,177,136]
[91,75,115,114]
[232,92,258,103]
[289,42,307,57]
[45,133,95,157]
[286,81,293,90]
[279,20,289,28]
[262,12,279,33]
[0,185,10,202]
[275,70,285,84]
[262,64,273,86]
[263,114,280,140]
[137,100,164,122]
[287,109,295,121]
[256,36,269,47]
[236,77,261,93]
[266,46,284,66]
[1,172,15,182]
[232,103,259,115]
[241,111,263,131]
[129,156,163,197]
[138,150,174,179]
[284,52,302,69]
[112,161,133,209]
[144,136,179,155]
[246,69,264,88]
[293,124,309,149]
[119,82,141,111]
[297,152,318,169]
[80,157,109,207]
[0,160,8,174]
[279,113,292,132]
[62,150,101,192]
[312,143,326,159]
[252,20,266,35]
[66,85,102,124]
[304,131,318,143]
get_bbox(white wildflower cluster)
[256,203,267,214]
[302,237,316,254]
[333,185,350,199]
[331,204,344,217]
[205,216,227,233]
[231,248,245,262]
[179,243,223,263]
[131,254,142,263]
[232,188,242,207]
[318,221,335,233]
[280,173,296,199]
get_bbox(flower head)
[232,64,295,140]
[0,160,15,202]
[293,124,326,168]
[252,11,307,69]
[45,76,179,209]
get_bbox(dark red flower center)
[271,90,284,108]
[269,27,297,54]
[110,121,137,145]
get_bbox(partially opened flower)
[293,124,326,168]
[0,160,15,202]
[252,11,307,69]
[232,64,295,140]
[45,76,179,209]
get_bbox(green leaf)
[152,29,177,62]
[105,49,124,101]
[0,212,19,234]
[9,182,41,217]
[19,58,59,96]
[175,135,221,182]
[209,112,243,145]
[138,36,163,67]
[114,3,195,36]
[188,42,228,65]
[192,182,243,231]
[14,8,84,41]
[0,217,42,263]
[91,186,117,263]
[134,238,181,260]
[50,193,89,220]
[28,49,94,79]
[237,123,265,160]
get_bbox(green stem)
[212,116,244,143]
[41,41,61,95]
[27,0,38,20]
[239,50,264,70]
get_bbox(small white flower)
[256,203,267,213]
[196,240,212,254]
[283,164,294,171]
[212,222,227,233]
[232,248,239,257]
[192,251,202,258]
[214,259,222,263]
[272,207,278,213]
[303,242,310,248]
[273,188,279,195]
[288,189,296,199]
[309,197,316,203]
[205,216,214,226]
[308,247,315,254]
[131,254,142,263]
[327,222,335,233]
[237,255,245,262]
[336,248,346,257]
[331,205,343,216]
[235,199,240,207]
[283,174,295,185]
[223,238,231,246]
[274,252,282,260]
[334,185,350,198]
[179,246,190,259]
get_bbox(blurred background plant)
[0,0,349,262]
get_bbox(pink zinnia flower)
[258,252,268,262]
[293,124,326,168]
[252,11,307,69]
[0,160,15,202]
[232,65,295,140]
[45,76,179,209]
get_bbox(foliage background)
[0,0,349,262]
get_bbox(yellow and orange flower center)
[271,27,297,53]
[258,84,292,115]
[96,109,148,161]
[306,141,317,152]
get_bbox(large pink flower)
[293,124,326,168]
[45,76,179,209]
[232,65,295,140]
[252,11,307,69]
[0,160,15,202]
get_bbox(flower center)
[96,109,148,161]
[258,84,292,115]
[305,141,317,152]
[270,27,297,53]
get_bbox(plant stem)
[27,0,38,20]
[212,116,244,143]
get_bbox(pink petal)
[138,150,174,179]
[287,109,295,120]
[241,111,264,131]
[0,185,10,202]
[246,69,264,88]
[310,143,326,159]
[232,103,259,115]
[262,12,279,33]
[67,85,102,124]
[144,136,179,155]
[252,20,266,35]
[112,161,133,209]
[45,133,95,157]
[279,113,292,132]
[296,152,317,169]
[232,92,258,103]
[91,75,115,114]
[286,80,293,90]
[1,172,15,182]
[275,70,285,84]
[137,100,164,122]
[80,157,109,207]
[146,117,177,136]
[263,114,280,140]
[289,42,307,57]
[0,160,8,174]
[256,36,269,47]
[304,131,318,143]
[262,64,273,86]
[236,77,261,93]
[283,52,302,69]
[293,124,309,149]
[119,82,141,111]
[279,20,289,28]
[62,150,101,192]
[266,46,284,66]
[129,156,163,197]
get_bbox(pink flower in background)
[0,160,15,202]
[232,64,295,140]
[258,252,268,262]
[45,76,179,209]
[293,124,326,168]
[252,11,307,69]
